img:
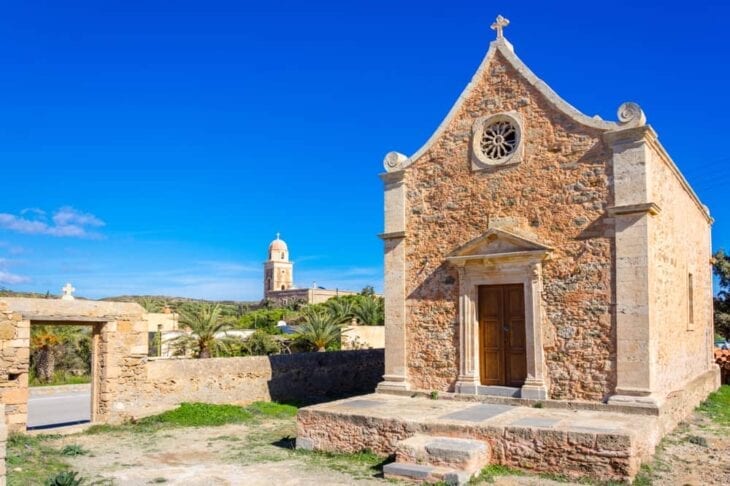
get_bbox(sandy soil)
[41,409,730,485]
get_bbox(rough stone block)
[383,462,434,480]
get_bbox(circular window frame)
[471,112,524,170]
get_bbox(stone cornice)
[602,125,658,146]
[603,125,712,225]
[378,231,406,240]
[379,171,405,185]
[607,202,661,217]
[446,249,550,267]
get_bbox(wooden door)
[478,284,527,387]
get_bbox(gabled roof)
[396,37,617,171]
[446,227,552,265]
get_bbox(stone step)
[395,434,490,473]
[382,462,471,485]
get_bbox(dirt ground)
[13,407,730,485]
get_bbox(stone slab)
[439,404,514,422]
[509,417,561,428]
[337,399,385,410]
[383,462,434,480]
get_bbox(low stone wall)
[110,349,384,421]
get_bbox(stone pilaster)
[604,125,663,408]
[377,169,410,392]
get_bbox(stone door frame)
[28,318,106,427]
[449,255,548,399]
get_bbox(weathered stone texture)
[111,349,384,421]
[403,52,615,399]
[648,145,714,394]
[0,297,385,430]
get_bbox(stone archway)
[0,298,148,432]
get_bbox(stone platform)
[296,393,663,482]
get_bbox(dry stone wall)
[403,51,615,400]
[110,349,384,421]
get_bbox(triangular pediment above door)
[446,228,552,265]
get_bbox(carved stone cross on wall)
[491,15,510,39]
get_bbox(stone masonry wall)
[0,301,30,432]
[109,349,384,421]
[0,297,384,429]
[403,51,615,400]
[0,298,147,431]
[648,145,715,394]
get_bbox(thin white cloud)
[0,206,105,239]
[0,258,30,285]
[0,271,30,285]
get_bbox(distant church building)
[263,234,357,305]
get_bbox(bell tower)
[264,233,294,298]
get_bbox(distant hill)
[0,289,59,299]
[0,289,260,315]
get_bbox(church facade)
[376,23,719,409]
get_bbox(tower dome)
[264,233,293,295]
[268,233,289,261]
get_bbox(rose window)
[480,120,518,161]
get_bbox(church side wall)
[403,52,617,401]
[647,146,715,395]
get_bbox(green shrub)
[60,444,88,456]
[242,330,280,356]
[44,471,84,486]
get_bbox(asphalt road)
[27,385,91,429]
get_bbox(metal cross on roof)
[491,15,510,39]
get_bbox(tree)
[325,299,355,324]
[174,304,231,358]
[31,327,60,382]
[713,250,730,340]
[296,307,346,352]
[352,296,385,326]
[138,297,163,313]
[241,330,280,356]
[360,285,376,297]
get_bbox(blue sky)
[0,1,728,300]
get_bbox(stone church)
[376,18,719,409]
[263,234,357,305]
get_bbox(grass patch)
[293,448,387,479]
[6,434,70,486]
[60,444,89,457]
[30,372,91,387]
[470,464,524,484]
[247,401,298,419]
[697,384,730,425]
[136,403,254,427]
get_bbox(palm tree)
[31,327,61,382]
[175,304,231,358]
[353,296,385,326]
[138,297,162,313]
[326,299,355,324]
[296,307,346,352]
